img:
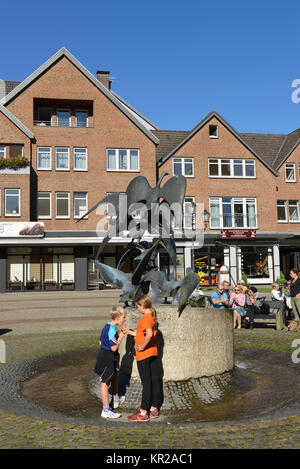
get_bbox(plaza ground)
[0,290,300,449]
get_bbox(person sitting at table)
[210,284,229,309]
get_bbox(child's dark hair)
[137,294,158,328]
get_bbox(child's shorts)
[94,349,119,384]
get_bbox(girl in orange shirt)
[124,295,162,422]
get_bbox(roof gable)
[0,48,159,145]
[157,110,279,175]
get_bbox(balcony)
[211,213,257,229]
[0,157,30,174]
[33,120,94,128]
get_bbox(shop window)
[194,246,224,285]
[241,247,269,279]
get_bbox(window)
[209,125,218,138]
[208,159,255,178]
[183,197,195,229]
[278,200,300,222]
[57,109,71,127]
[172,158,194,177]
[0,146,5,158]
[74,192,88,218]
[37,108,52,126]
[55,192,70,218]
[74,148,87,170]
[9,145,23,158]
[56,147,69,170]
[289,200,299,222]
[209,197,257,228]
[75,110,88,127]
[277,200,287,222]
[5,189,20,216]
[37,147,51,170]
[285,163,296,182]
[37,192,51,219]
[106,149,139,171]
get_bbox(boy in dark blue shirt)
[94,306,126,419]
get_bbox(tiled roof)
[152,130,191,162]
[239,132,286,168]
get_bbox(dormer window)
[209,125,218,138]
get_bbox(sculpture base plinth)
[119,306,234,381]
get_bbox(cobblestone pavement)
[0,290,300,449]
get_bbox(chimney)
[97,71,111,89]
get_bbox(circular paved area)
[0,290,300,449]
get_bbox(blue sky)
[2,0,300,134]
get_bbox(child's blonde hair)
[110,306,126,320]
[136,294,158,328]
[272,282,279,289]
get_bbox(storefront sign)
[0,222,44,238]
[220,229,256,239]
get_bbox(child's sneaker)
[113,395,126,409]
[101,408,121,419]
[127,410,149,422]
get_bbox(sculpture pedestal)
[119,306,234,381]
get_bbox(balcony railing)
[211,213,257,229]
[33,120,94,128]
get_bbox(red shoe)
[128,410,149,422]
[150,408,159,419]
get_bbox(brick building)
[0,48,299,292]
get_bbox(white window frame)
[5,189,21,217]
[183,197,195,229]
[209,197,257,229]
[106,149,140,172]
[285,163,296,182]
[73,147,88,171]
[0,145,6,158]
[55,192,70,219]
[208,158,256,178]
[74,192,88,219]
[57,109,71,127]
[75,109,88,128]
[172,157,194,177]
[209,124,218,138]
[37,146,52,170]
[288,200,300,222]
[37,192,52,219]
[277,200,287,223]
[55,147,70,171]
